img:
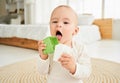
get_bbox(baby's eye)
[64,22,69,24]
[52,21,58,23]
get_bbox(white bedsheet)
[0,24,49,40]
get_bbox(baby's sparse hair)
[50,5,78,26]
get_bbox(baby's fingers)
[38,40,44,45]
[39,44,46,50]
[38,40,46,51]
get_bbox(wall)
[113,19,120,40]
[0,0,7,16]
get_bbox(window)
[34,0,120,24]
[105,0,120,19]
[35,0,66,24]
[69,0,120,19]
[68,0,102,18]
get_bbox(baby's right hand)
[38,40,48,60]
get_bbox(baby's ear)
[73,26,79,35]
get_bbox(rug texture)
[0,58,120,83]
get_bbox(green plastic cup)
[43,36,59,55]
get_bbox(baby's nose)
[57,22,63,28]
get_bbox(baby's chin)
[57,38,64,44]
[59,39,72,45]
[57,38,62,43]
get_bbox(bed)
[0,19,112,49]
[0,19,120,83]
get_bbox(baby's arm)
[55,44,77,74]
[38,40,48,59]
[59,44,91,79]
[72,45,91,79]
[37,40,50,75]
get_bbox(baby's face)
[50,7,78,45]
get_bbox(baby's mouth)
[56,31,62,41]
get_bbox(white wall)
[113,19,120,40]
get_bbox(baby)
[38,5,91,83]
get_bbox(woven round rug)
[0,58,120,83]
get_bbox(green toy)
[43,36,59,55]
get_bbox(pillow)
[78,14,94,25]
[73,25,101,44]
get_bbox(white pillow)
[73,25,101,44]
[78,14,95,25]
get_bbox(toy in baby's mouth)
[43,36,59,55]
[43,36,73,62]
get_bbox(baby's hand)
[58,53,76,74]
[38,40,48,60]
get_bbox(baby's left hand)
[58,53,76,74]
